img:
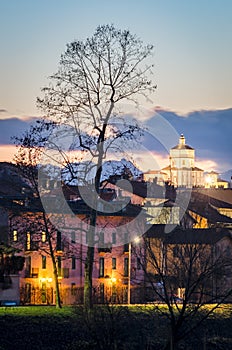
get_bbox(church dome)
[171,134,194,150]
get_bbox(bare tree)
[24,24,156,309]
[135,228,232,349]
[12,142,66,308]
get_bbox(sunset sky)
[0,0,231,172]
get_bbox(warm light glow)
[26,232,31,250]
[111,277,117,283]
[13,230,18,242]
[40,277,53,283]
[205,176,213,184]
[134,236,140,244]
[0,145,17,162]
[41,231,46,243]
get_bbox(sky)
[0,0,231,172]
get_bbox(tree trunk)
[84,245,95,309]
[47,233,62,308]
[53,258,62,309]
[83,151,103,309]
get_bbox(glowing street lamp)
[111,277,117,283]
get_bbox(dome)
[171,134,194,150]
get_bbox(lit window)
[13,230,18,242]
[26,232,31,250]
[42,231,46,243]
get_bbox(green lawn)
[0,305,232,349]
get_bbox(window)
[99,231,104,245]
[26,232,31,251]
[41,231,46,243]
[124,232,129,252]
[25,256,31,277]
[71,257,76,270]
[56,231,62,251]
[71,231,76,244]
[99,257,104,277]
[62,268,69,278]
[124,257,129,277]
[42,255,46,269]
[137,257,141,270]
[112,258,116,270]
[112,232,116,244]
[13,230,18,242]
[71,282,76,296]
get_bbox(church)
[163,134,204,188]
[144,135,204,188]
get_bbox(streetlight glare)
[134,237,140,244]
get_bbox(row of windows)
[41,256,77,270]
[12,230,123,247]
[12,230,47,245]
[26,255,142,279]
[99,257,141,277]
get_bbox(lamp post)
[128,236,140,305]
[128,241,131,304]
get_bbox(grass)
[0,304,232,349]
[0,305,74,317]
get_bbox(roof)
[106,180,164,199]
[144,170,167,175]
[191,190,232,209]
[162,166,171,171]
[187,191,232,224]
[0,194,148,218]
[146,225,232,244]
[0,162,32,198]
[192,166,204,172]
[171,144,194,150]
[171,134,194,151]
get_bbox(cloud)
[0,117,33,145]
[134,151,169,172]
[145,108,232,172]
[0,109,7,113]
[0,108,231,173]
[0,145,17,162]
